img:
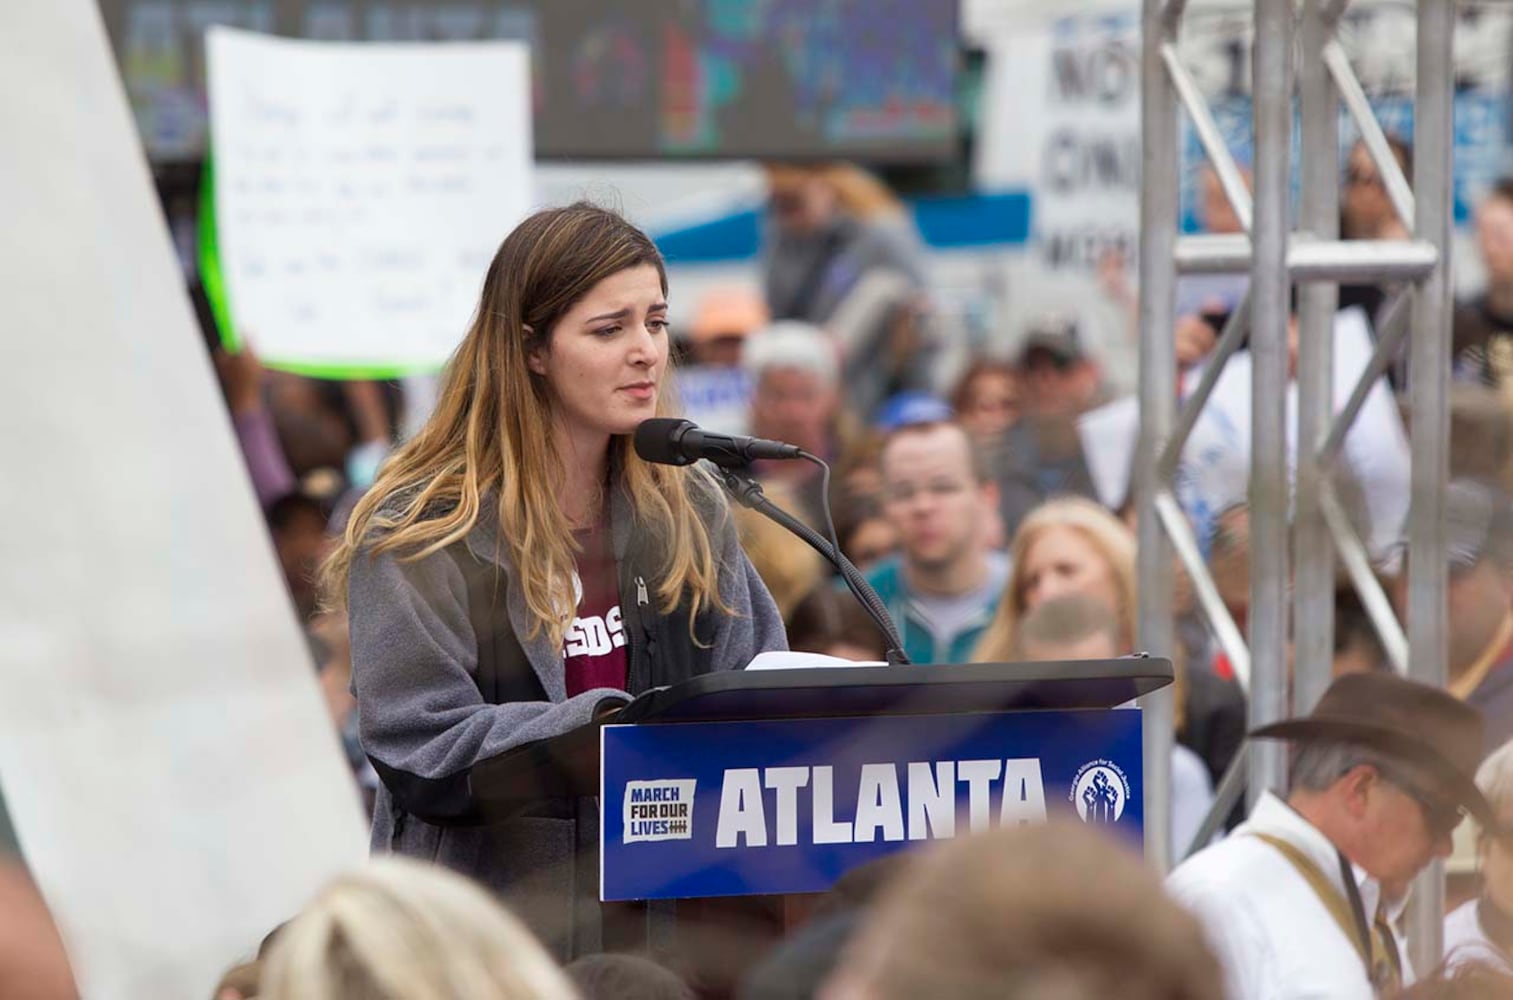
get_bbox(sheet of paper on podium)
[746,651,887,670]
[206,28,532,376]
[0,5,366,997]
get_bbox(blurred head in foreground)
[259,857,577,1000]
[950,358,1020,444]
[1015,316,1103,419]
[566,953,693,1000]
[819,822,1223,1000]
[1398,962,1513,999]
[765,162,904,236]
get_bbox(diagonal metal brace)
[1317,286,1412,466]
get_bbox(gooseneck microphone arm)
[633,417,910,664]
[715,465,911,666]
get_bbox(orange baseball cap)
[691,288,769,344]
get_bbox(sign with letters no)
[600,710,1143,901]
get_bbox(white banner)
[975,6,1140,276]
[1033,10,1141,275]
[207,27,531,374]
[0,5,366,997]
[970,6,1142,393]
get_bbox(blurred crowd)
[212,152,1513,997]
[14,148,1513,998]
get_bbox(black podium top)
[615,656,1172,723]
[469,657,1172,808]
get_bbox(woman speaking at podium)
[323,203,786,954]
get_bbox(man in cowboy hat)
[1167,672,1492,999]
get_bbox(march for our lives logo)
[1070,759,1130,824]
[623,779,696,843]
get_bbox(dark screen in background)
[97,0,960,163]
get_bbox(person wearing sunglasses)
[1342,136,1412,243]
[1339,135,1413,376]
[1169,673,1493,1000]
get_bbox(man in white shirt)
[1168,673,1493,1000]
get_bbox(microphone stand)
[715,465,911,666]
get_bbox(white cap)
[741,320,839,386]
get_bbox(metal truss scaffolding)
[1138,0,1454,969]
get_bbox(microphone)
[634,418,804,469]
[634,418,911,664]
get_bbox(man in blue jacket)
[865,420,1008,664]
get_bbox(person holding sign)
[323,203,786,955]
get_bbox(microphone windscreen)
[633,418,695,466]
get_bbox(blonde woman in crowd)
[973,498,1244,779]
[973,497,1136,660]
[760,162,929,417]
[972,497,1240,847]
[260,857,578,1000]
[1445,738,1513,974]
[762,161,924,330]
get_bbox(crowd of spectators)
[179,152,1513,998]
[16,148,1513,997]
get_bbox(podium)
[468,658,1171,978]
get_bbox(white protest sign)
[976,5,1140,270]
[1034,10,1141,273]
[207,28,531,375]
[0,5,367,997]
[1314,308,1411,557]
[970,4,1143,392]
[675,366,754,437]
[1076,386,1245,527]
[1077,394,1140,510]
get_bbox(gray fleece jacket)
[346,474,785,956]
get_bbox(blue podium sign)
[600,709,1143,901]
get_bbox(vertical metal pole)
[1406,0,1455,971]
[1137,0,1179,871]
[1293,0,1339,716]
[1247,0,1293,805]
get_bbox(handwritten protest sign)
[207,28,531,375]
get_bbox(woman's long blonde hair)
[974,497,1138,662]
[323,203,726,647]
[259,857,577,1000]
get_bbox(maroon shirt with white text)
[563,517,628,697]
